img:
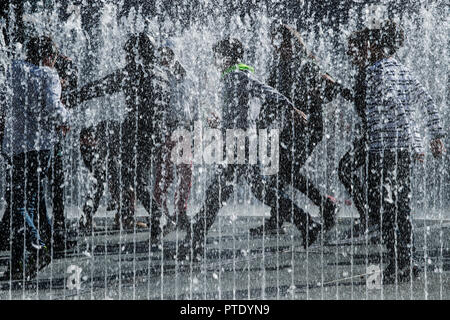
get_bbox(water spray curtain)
[0,0,448,300]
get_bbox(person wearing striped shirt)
[359,20,445,284]
[366,59,444,156]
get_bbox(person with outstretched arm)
[174,38,320,261]
[249,23,353,241]
[67,33,170,236]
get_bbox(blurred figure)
[337,29,374,242]
[353,20,445,283]
[174,37,312,261]
[153,40,192,233]
[0,53,77,252]
[1,36,70,280]
[67,32,170,237]
[79,120,121,232]
[49,54,78,246]
[249,23,352,240]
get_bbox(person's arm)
[64,68,124,108]
[365,65,390,152]
[55,54,79,108]
[410,76,446,158]
[245,73,307,125]
[321,73,354,102]
[43,69,71,130]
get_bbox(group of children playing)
[0,19,445,285]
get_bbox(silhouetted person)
[337,30,373,241]
[67,33,170,238]
[153,40,193,233]
[1,36,70,280]
[79,120,121,232]
[249,24,352,238]
[174,37,316,261]
[354,20,445,283]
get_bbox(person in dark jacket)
[249,24,352,238]
[174,37,319,261]
[68,32,169,238]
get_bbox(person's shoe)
[52,229,67,252]
[249,218,285,237]
[173,239,205,263]
[0,260,25,281]
[79,216,95,234]
[31,241,45,251]
[106,200,116,211]
[0,238,10,251]
[115,209,138,231]
[121,219,136,230]
[112,213,121,230]
[25,246,51,280]
[323,196,339,231]
[338,222,381,244]
[136,221,148,229]
[176,212,191,233]
[162,219,177,237]
[301,222,322,249]
[119,217,148,231]
[382,262,421,285]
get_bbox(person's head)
[269,23,312,61]
[158,39,176,68]
[79,127,97,148]
[368,20,405,59]
[346,28,370,69]
[26,36,59,68]
[124,32,156,66]
[212,37,244,71]
[347,20,405,67]
[54,54,78,91]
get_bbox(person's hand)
[57,125,70,136]
[339,87,353,102]
[414,152,425,163]
[207,112,220,128]
[60,77,68,90]
[430,138,445,159]
[291,106,308,126]
[321,73,336,84]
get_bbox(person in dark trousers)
[153,40,193,233]
[68,32,170,237]
[49,54,78,246]
[0,36,70,280]
[249,24,352,238]
[0,53,78,251]
[337,29,376,241]
[174,37,323,261]
[354,20,445,283]
[79,120,122,232]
